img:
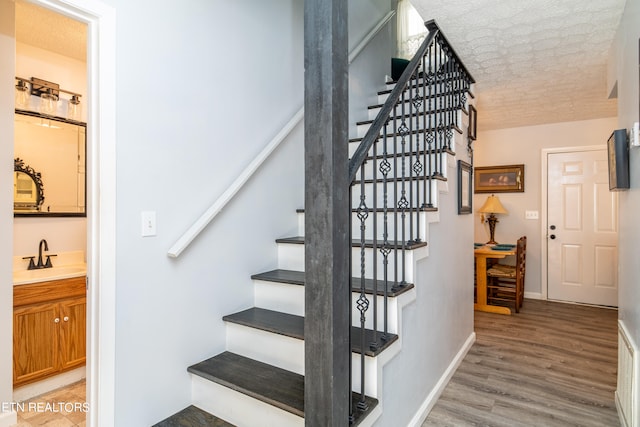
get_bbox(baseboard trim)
[0,410,17,427]
[524,292,543,300]
[407,331,476,427]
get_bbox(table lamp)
[478,194,508,244]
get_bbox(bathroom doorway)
[12,0,88,405]
[4,0,116,425]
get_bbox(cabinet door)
[59,296,86,370]
[13,302,60,386]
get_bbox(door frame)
[540,145,605,302]
[27,1,116,425]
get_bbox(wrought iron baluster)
[356,166,369,412]
[380,122,391,339]
[370,126,379,351]
[348,188,354,424]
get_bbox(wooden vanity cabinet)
[13,277,86,387]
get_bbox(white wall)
[375,139,474,426]
[612,0,640,416]
[96,1,304,424]
[0,2,17,425]
[473,117,617,298]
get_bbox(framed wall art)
[468,104,477,141]
[458,160,472,214]
[474,164,524,193]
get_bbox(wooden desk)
[474,246,516,315]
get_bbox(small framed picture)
[458,160,472,214]
[468,105,477,141]
[474,164,524,193]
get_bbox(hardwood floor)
[423,299,620,427]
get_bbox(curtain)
[397,0,427,59]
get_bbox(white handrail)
[349,10,395,64]
[167,108,304,258]
[168,10,396,258]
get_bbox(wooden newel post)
[304,0,350,425]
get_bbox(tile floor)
[14,380,86,427]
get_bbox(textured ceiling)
[412,0,625,130]
[15,1,86,62]
[15,0,625,131]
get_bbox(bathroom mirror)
[14,111,86,217]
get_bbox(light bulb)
[39,89,58,116]
[67,95,82,121]
[15,80,30,109]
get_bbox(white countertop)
[13,251,86,285]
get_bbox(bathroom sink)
[13,264,86,285]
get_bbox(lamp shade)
[478,194,508,215]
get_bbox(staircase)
[155,20,474,427]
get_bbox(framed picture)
[458,160,472,214]
[468,104,477,141]
[474,164,524,193]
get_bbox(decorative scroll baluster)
[356,166,369,412]
[380,123,391,338]
[371,127,379,351]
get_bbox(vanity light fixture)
[14,76,82,119]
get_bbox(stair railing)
[347,20,474,420]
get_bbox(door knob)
[550,234,556,239]
[54,317,60,323]
[550,225,556,230]
[63,316,69,322]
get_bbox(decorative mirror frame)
[14,157,45,212]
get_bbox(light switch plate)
[631,122,640,147]
[525,210,539,220]
[141,211,156,237]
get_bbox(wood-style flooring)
[423,299,620,427]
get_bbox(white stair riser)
[350,175,434,207]
[349,152,451,183]
[226,323,304,374]
[253,279,401,333]
[254,280,305,316]
[224,323,383,397]
[298,210,431,242]
[367,102,465,121]
[357,110,464,138]
[277,243,417,283]
[377,88,468,107]
[191,375,303,427]
[347,142,452,169]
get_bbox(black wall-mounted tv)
[607,129,630,191]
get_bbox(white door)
[547,149,618,307]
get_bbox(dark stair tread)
[251,269,414,298]
[153,405,235,427]
[223,307,398,357]
[275,235,427,250]
[188,351,378,422]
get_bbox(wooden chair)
[486,236,526,313]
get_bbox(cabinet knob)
[63,316,69,322]
[54,317,60,323]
